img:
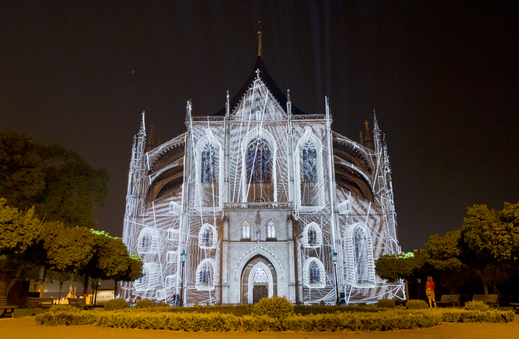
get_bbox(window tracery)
[301,141,317,182]
[201,143,215,183]
[246,137,271,183]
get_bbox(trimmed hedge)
[35,308,514,331]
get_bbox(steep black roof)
[212,56,307,116]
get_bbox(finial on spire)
[258,21,262,57]
[364,120,373,149]
[255,68,261,80]
[373,109,379,131]
[225,90,230,116]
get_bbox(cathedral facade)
[120,55,402,306]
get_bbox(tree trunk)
[94,278,98,306]
[58,282,63,304]
[481,277,489,295]
[113,280,118,299]
[1,263,26,299]
[405,279,410,301]
[83,274,89,299]
[39,266,47,298]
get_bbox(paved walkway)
[1,316,519,339]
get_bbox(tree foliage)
[0,198,141,300]
[375,251,426,282]
[0,198,42,297]
[0,130,110,229]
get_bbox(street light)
[331,250,339,305]
[180,249,187,307]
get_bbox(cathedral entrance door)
[253,285,268,303]
[241,256,277,304]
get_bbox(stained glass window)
[309,261,320,284]
[354,228,368,283]
[199,263,211,284]
[201,143,215,183]
[246,137,271,183]
[253,267,268,283]
[202,229,211,245]
[302,141,317,182]
[140,233,150,249]
[308,227,317,245]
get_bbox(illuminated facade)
[120,55,403,305]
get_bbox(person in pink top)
[425,276,436,308]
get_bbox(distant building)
[120,50,402,305]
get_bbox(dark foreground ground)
[1,316,519,339]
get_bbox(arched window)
[138,230,152,252]
[242,221,250,239]
[201,143,215,183]
[246,137,271,183]
[308,228,317,246]
[303,222,322,248]
[253,266,268,283]
[199,263,211,284]
[267,221,276,239]
[198,224,216,249]
[301,141,317,182]
[309,261,320,284]
[202,229,210,245]
[354,227,369,284]
[196,260,215,291]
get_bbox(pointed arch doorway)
[241,255,277,304]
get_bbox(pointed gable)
[212,56,307,116]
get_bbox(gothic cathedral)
[120,53,402,306]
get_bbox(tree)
[460,203,519,294]
[0,130,110,229]
[0,198,42,298]
[375,251,426,300]
[78,230,142,299]
[424,230,467,293]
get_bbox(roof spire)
[258,21,262,57]
[364,120,373,149]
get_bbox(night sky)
[1,1,518,252]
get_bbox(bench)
[27,297,54,315]
[68,298,91,309]
[0,296,18,318]
[472,294,499,308]
[436,294,460,307]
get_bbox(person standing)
[426,276,436,308]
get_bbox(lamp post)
[331,250,339,305]
[180,249,186,307]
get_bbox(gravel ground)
[1,316,519,339]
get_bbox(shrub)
[49,304,81,313]
[464,300,490,311]
[156,302,169,307]
[136,299,154,308]
[376,299,395,308]
[406,299,429,309]
[253,296,294,319]
[104,298,129,311]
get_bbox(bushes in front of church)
[35,308,515,330]
[376,299,396,308]
[252,296,294,319]
[135,299,155,308]
[104,298,129,311]
[406,299,429,309]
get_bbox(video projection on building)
[120,52,403,306]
